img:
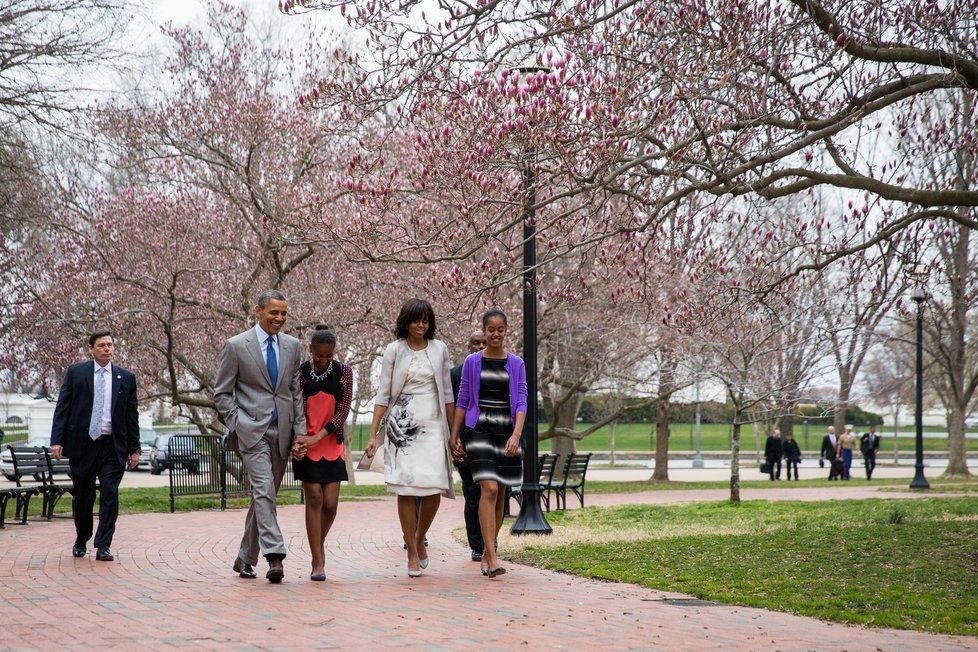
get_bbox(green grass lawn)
[506,495,978,636]
[552,422,978,454]
[345,421,977,454]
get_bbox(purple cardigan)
[455,351,528,429]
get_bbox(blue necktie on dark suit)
[266,336,278,422]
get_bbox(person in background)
[782,431,802,481]
[820,425,840,480]
[450,329,488,563]
[451,308,527,579]
[215,289,306,584]
[860,424,881,480]
[364,298,455,578]
[291,326,353,582]
[50,331,140,562]
[764,429,783,480]
[837,424,857,480]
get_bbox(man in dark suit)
[820,425,840,480]
[860,425,881,480]
[214,289,306,583]
[51,331,140,561]
[450,329,487,562]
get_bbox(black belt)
[96,434,113,441]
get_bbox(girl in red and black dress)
[291,326,353,582]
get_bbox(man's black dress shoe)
[266,559,284,583]
[72,542,86,558]
[471,551,482,562]
[95,547,113,561]
[232,557,256,579]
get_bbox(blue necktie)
[89,368,105,439]
[266,336,278,421]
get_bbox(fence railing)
[165,434,303,513]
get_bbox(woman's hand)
[504,433,521,457]
[365,434,378,458]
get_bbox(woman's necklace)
[309,361,334,383]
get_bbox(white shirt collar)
[94,361,113,374]
[254,324,275,343]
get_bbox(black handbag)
[760,460,771,474]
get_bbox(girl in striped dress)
[450,308,527,578]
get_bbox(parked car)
[1,437,71,481]
[137,428,157,470]
[149,433,200,475]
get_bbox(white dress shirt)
[94,361,113,435]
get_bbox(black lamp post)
[910,285,930,490]
[510,62,552,535]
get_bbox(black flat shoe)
[71,544,86,558]
[95,547,113,562]
[232,557,256,579]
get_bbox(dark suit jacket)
[820,434,838,461]
[50,361,140,466]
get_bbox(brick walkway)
[0,486,975,651]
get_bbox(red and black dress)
[293,360,352,484]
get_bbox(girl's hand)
[504,433,521,457]
[365,435,378,458]
[450,437,465,462]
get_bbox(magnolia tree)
[3,3,405,444]
[287,0,978,264]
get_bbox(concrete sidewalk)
[0,486,974,651]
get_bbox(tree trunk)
[549,390,584,479]
[729,417,742,504]
[778,412,795,437]
[652,398,670,481]
[892,405,901,463]
[752,421,762,464]
[650,355,677,482]
[944,408,971,477]
[833,372,853,434]
[609,418,617,466]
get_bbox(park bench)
[6,445,74,523]
[547,452,593,510]
[506,453,559,514]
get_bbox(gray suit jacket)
[214,327,306,458]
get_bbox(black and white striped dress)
[464,357,523,488]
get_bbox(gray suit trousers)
[238,424,288,563]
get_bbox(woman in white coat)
[365,298,455,577]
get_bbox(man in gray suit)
[215,289,306,583]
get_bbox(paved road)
[1,480,975,650]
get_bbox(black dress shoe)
[95,546,113,561]
[232,557,256,579]
[72,543,86,558]
[266,559,284,584]
[471,551,482,562]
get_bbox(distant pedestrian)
[764,429,783,480]
[860,424,881,480]
[837,425,857,480]
[782,432,801,481]
[291,326,353,582]
[50,331,140,562]
[451,308,527,579]
[820,426,840,480]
